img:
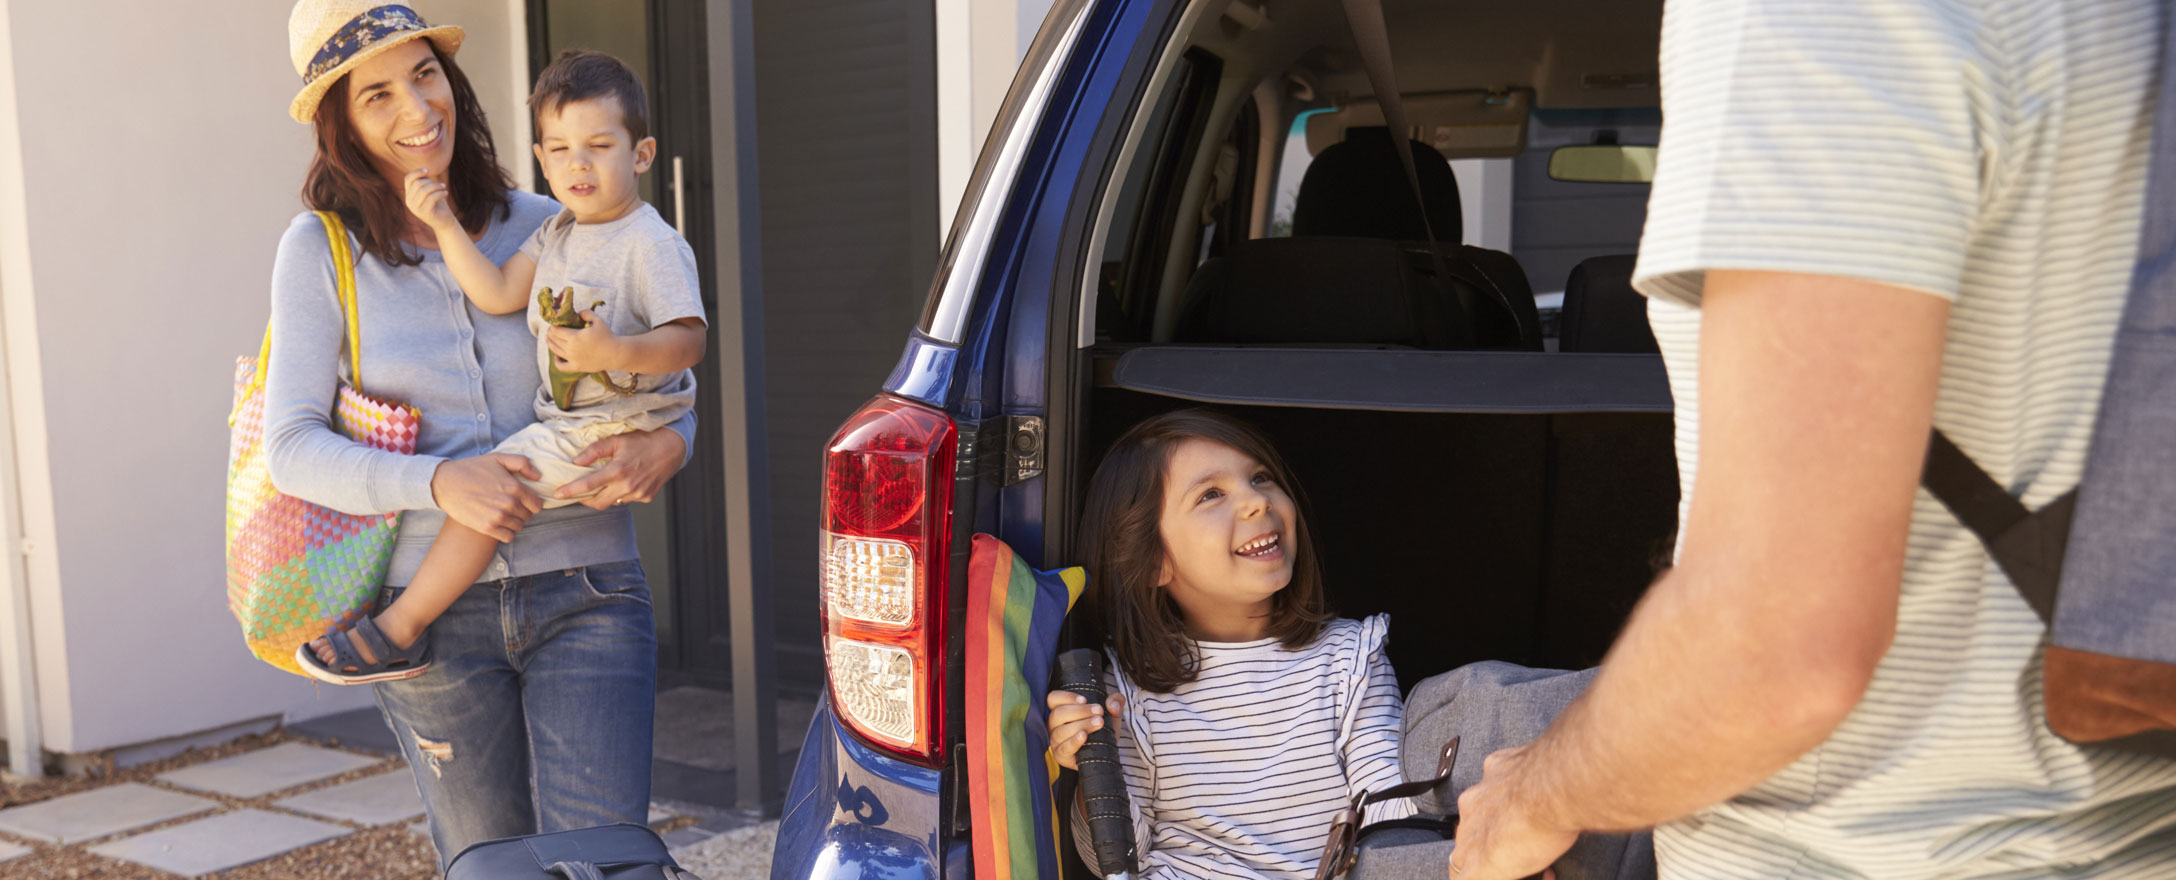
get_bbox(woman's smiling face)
[342,38,456,186]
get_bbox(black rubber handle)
[1057,649,1136,875]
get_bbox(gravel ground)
[0,729,439,879]
[1,730,300,809]
[0,727,725,879]
[673,821,778,880]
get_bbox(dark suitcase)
[443,823,701,880]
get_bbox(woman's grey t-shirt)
[263,190,694,586]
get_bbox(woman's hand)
[1047,689,1125,771]
[561,427,685,509]
[403,168,459,234]
[430,454,545,542]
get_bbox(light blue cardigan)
[262,191,694,586]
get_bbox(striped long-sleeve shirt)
[1075,614,1414,879]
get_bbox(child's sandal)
[295,617,432,685]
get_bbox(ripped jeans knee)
[411,732,453,777]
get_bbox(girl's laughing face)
[1155,437,1298,640]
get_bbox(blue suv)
[772,0,1673,875]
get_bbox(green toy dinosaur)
[537,286,639,410]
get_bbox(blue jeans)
[371,559,657,866]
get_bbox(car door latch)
[1001,415,1044,486]
[958,414,1044,486]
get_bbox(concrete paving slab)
[273,770,424,826]
[0,783,220,844]
[649,805,671,826]
[156,742,380,798]
[88,809,349,877]
[0,839,32,861]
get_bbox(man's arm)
[1450,270,1951,879]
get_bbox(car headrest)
[1183,237,1453,346]
[1176,237,1478,348]
[1292,127,1463,243]
[1559,255,1659,354]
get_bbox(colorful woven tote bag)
[963,534,1088,880]
[225,211,419,677]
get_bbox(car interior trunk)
[1079,384,1678,689]
[1053,0,1676,687]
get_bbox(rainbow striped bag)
[964,534,1088,880]
[226,211,419,677]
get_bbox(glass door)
[529,0,730,681]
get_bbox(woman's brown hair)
[1076,409,1332,693]
[303,42,514,267]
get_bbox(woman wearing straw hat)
[263,0,685,861]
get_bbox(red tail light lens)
[820,396,956,766]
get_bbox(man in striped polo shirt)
[1448,1,2176,878]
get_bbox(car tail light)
[821,396,956,765]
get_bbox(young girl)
[1049,409,1414,879]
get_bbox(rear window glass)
[1266,108,1329,238]
[1092,51,1219,343]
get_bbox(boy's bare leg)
[308,523,500,666]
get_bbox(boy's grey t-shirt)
[518,201,706,433]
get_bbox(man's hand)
[546,310,625,374]
[403,168,459,234]
[1449,746,1576,880]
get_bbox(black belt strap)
[1339,0,1474,350]
[1921,430,2072,623]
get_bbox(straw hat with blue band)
[288,1,464,123]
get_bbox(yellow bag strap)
[318,210,364,388]
[239,211,363,405]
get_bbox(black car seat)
[1293,127,1541,350]
[1177,128,1540,349]
[1531,254,1677,670]
[1175,237,1485,347]
[1558,254,1659,354]
[1292,127,1466,241]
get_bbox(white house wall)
[935,0,1057,234]
[0,0,525,756]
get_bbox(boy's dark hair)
[1076,409,1332,693]
[306,41,513,269]
[529,48,648,141]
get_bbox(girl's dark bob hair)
[304,41,513,267]
[1076,409,1331,693]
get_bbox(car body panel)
[778,1,1189,876]
[772,697,956,880]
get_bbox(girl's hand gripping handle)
[1056,649,1137,876]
